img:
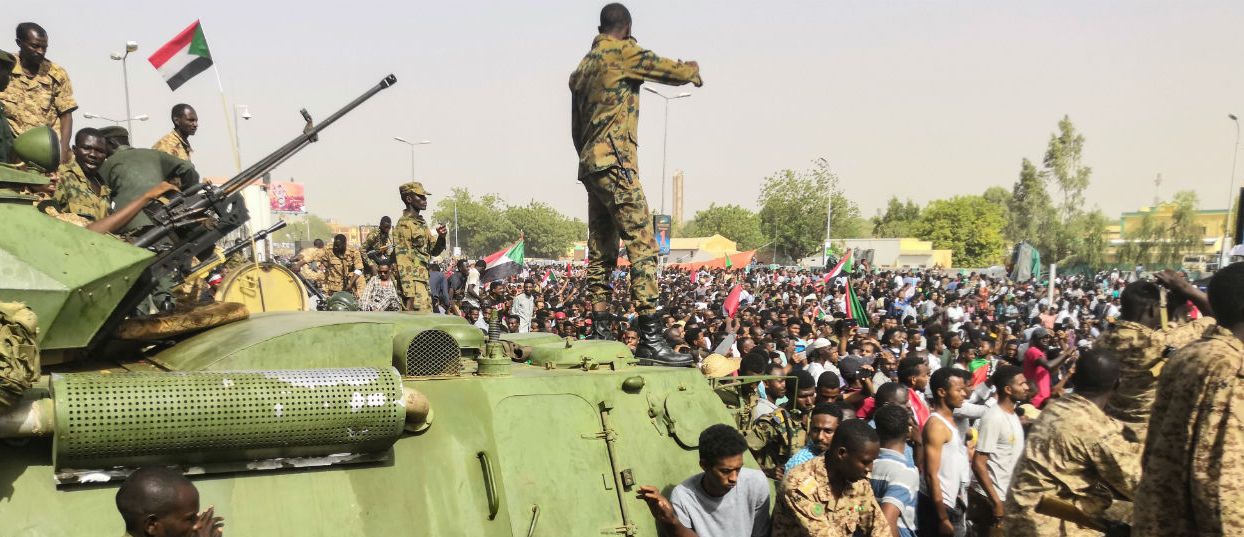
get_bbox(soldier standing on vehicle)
[151,104,197,162]
[393,181,446,312]
[1,23,76,163]
[570,3,701,366]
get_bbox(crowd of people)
[3,10,1240,537]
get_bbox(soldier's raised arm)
[620,40,703,88]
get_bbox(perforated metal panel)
[405,329,462,377]
[51,368,404,477]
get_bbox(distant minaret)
[672,170,685,227]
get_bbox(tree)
[271,213,334,245]
[981,185,1012,238]
[682,204,766,250]
[1064,209,1110,268]
[757,158,864,262]
[1117,211,1159,268]
[503,201,587,259]
[911,195,1007,267]
[432,188,517,257]
[1043,115,1092,225]
[870,196,921,238]
[1005,158,1055,248]
[1160,191,1203,266]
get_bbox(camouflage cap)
[399,181,429,197]
[0,50,14,68]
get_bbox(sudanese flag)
[149,20,214,91]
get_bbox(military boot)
[634,313,694,367]
[586,310,615,341]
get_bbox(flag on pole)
[822,249,854,282]
[482,239,525,282]
[844,277,869,328]
[148,20,214,91]
[722,285,744,318]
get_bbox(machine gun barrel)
[133,74,398,249]
[220,221,287,259]
[217,74,397,198]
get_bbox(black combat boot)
[634,313,694,367]
[587,310,615,341]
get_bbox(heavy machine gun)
[90,74,397,349]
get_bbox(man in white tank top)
[920,367,973,537]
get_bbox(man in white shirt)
[968,365,1029,533]
[465,260,483,308]
[637,424,771,537]
[510,280,536,332]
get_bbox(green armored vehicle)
[0,77,754,536]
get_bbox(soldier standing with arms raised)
[570,3,701,365]
[393,182,446,312]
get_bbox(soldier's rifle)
[88,75,398,351]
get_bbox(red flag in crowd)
[723,285,743,318]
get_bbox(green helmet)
[13,126,60,172]
[324,292,359,312]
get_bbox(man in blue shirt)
[784,402,845,473]
[871,404,920,537]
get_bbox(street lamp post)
[234,105,252,162]
[392,137,431,180]
[642,87,691,215]
[82,112,149,126]
[108,41,139,136]
[1225,114,1241,267]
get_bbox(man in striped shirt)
[871,404,920,537]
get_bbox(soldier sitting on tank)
[636,424,771,537]
[115,467,223,537]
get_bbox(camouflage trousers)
[404,280,432,312]
[582,167,659,315]
[0,302,40,412]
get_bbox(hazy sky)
[16,0,1244,228]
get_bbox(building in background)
[1104,203,1227,267]
[798,238,952,269]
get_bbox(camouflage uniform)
[361,228,393,273]
[151,130,192,161]
[746,407,807,479]
[1097,317,1215,444]
[0,101,12,163]
[770,456,889,537]
[569,34,700,315]
[1134,327,1244,536]
[394,210,444,312]
[51,161,110,222]
[0,302,40,412]
[1002,393,1141,537]
[312,247,364,296]
[0,58,76,136]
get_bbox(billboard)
[653,214,672,256]
[268,181,306,213]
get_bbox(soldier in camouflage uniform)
[0,50,14,162]
[361,215,394,276]
[569,3,701,366]
[312,234,365,297]
[747,406,806,481]
[1003,349,1140,537]
[1134,263,1244,536]
[393,182,446,312]
[0,23,75,163]
[151,103,196,162]
[1096,270,1214,444]
[0,302,40,413]
[770,420,889,537]
[51,128,111,222]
